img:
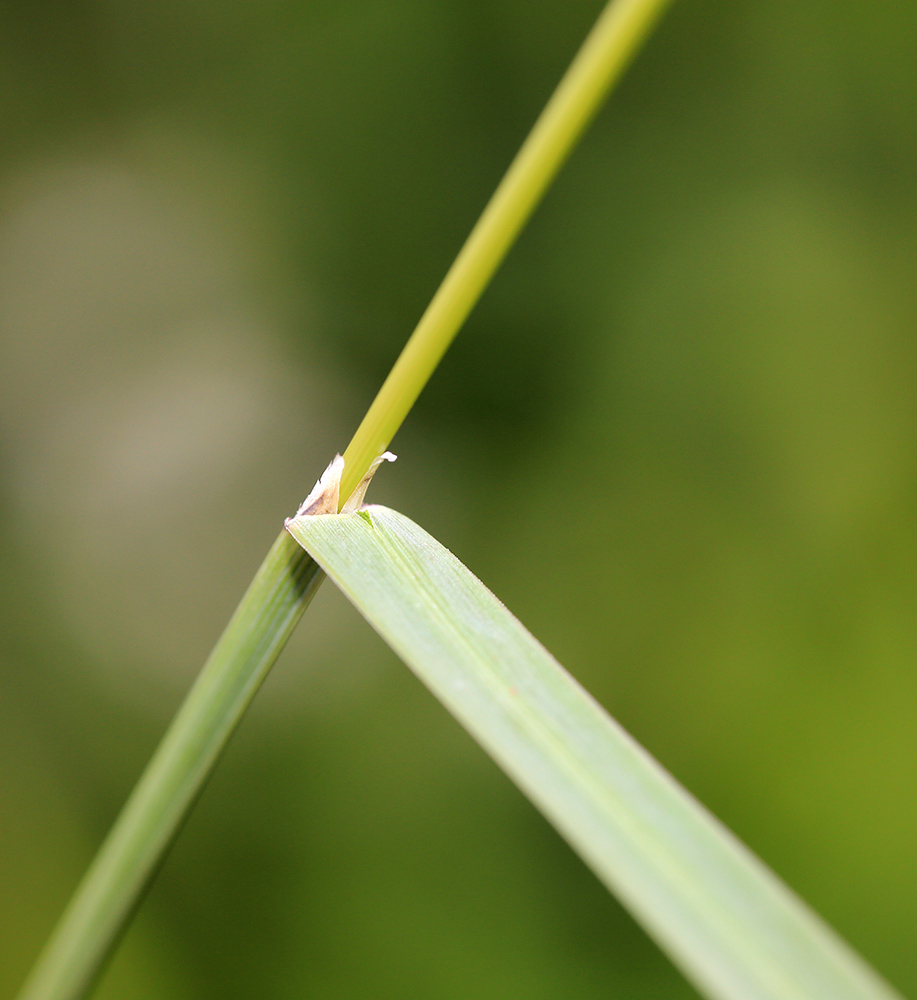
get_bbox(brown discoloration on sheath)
[284,454,343,527]
[285,451,395,527]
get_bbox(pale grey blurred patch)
[0,144,361,713]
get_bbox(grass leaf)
[287,505,902,1000]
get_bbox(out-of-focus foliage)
[1,2,914,998]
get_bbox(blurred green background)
[1,0,915,997]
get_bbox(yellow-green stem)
[341,0,672,501]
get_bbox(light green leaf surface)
[286,506,902,1000]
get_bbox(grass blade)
[286,505,903,1000]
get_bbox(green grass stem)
[16,535,323,1000]
[340,0,673,501]
[17,1,671,996]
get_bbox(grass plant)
[15,1,672,997]
[15,0,906,998]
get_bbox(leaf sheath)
[16,534,324,1000]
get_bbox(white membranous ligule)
[342,451,397,513]
[286,451,396,524]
